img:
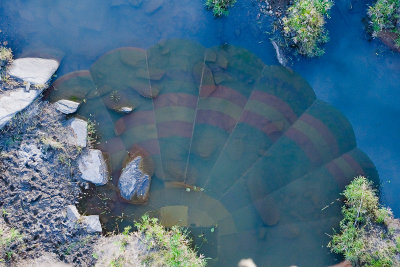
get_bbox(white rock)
[78,149,109,185]
[118,106,133,114]
[8,57,59,85]
[238,258,257,267]
[82,215,102,233]
[271,41,287,67]
[66,205,81,222]
[0,88,42,129]
[55,99,80,114]
[66,118,87,147]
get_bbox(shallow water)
[1,0,399,266]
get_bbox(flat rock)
[78,149,109,185]
[82,215,102,233]
[0,88,42,129]
[118,156,151,203]
[8,57,59,85]
[66,118,87,147]
[54,99,80,114]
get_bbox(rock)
[8,57,59,85]
[254,196,280,226]
[238,258,257,267]
[66,118,87,147]
[78,149,109,185]
[118,156,152,203]
[0,88,43,129]
[66,205,81,223]
[271,40,287,66]
[328,261,352,267]
[145,0,163,14]
[82,215,102,233]
[216,54,228,69]
[54,99,80,114]
[117,106,134,114]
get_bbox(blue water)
[1,0,400,265]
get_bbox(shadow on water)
[47,39,378,266]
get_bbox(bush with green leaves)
[205,0,236,17]
[0,46,13,69]
[282,0,333,57]
[368,0,400,47]
[328,176,400,266]
[135,215,206,267]
[0,221,23,263]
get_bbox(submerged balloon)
[49,39,378,267]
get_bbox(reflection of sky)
[0,0,399,213]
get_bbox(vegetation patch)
[0,219,23,263]
[328,176,400,266]
[205,0,237,17]
[282,0,333,57]
[368,0,400,48]
[136,215,206,267]
[0,46,12,67]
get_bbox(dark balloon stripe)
[157,120,194,138]
[52,70,93,88]
[300,114,339,156]
[285,127,322,165]
[133,138,162,156]
[326,160,348,189]
[200,85,247,107]
[114,111,156,135]
[239,110,282,142]
[343,153,365,176]
[98,136,126,154]
[153,93,197,109]
[250,91,297,124]
[196,110,237,132]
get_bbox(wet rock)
[0,88,43,129]
[238,258,257,267]
[66,118,87,147]
[117,106,134,114]
[82,215,102,233]
[216,54,228,69]
[328,261,352,267]
[118,156,152,203]
[254,196,280,226]
[78,149,109,186]
[8,57,59,85]
[205,50,217,63]
[271,40,287,66]
[145,0,164,14]
[54,99,80,114]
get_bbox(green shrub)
[282,0,333,57]
[368,0,399,35]
[205,0,236,17]
[328,176,399,266]
[0,46,13,68]
[0,222,23,263]
[135,215,206,267]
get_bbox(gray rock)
[66,205,81,223]
[238,258,257,267]
[78,149,109,185]
[0,88,43,129]
[8,57,59,85]
[117,106,134,114]
[55,100,80,114]
[66,118,87,147]
[82,215,102,233]
[118,156,151,202]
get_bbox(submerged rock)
[66,118,87,147]
[54,99,80,114]
[118,156,152,203]
[8,57,59,85]
[78,149,109,185]
[238,258,257,267]
[145,0,163,14]
[271,40,287,66]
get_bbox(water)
[0,0,399,266]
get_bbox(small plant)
[0,224,23,262]
[87,118,99,147]
[368,0,400,47]
[282,0,333,57]
[328,176,400,266]
[0,46,12,67]
[135,214,206,267]
[205,0,237,17]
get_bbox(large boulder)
[66,118,87,147]
[118,156,152,203]
[8,57,59,85]
[78,149,109,185]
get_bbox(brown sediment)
[378,31,400,52]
